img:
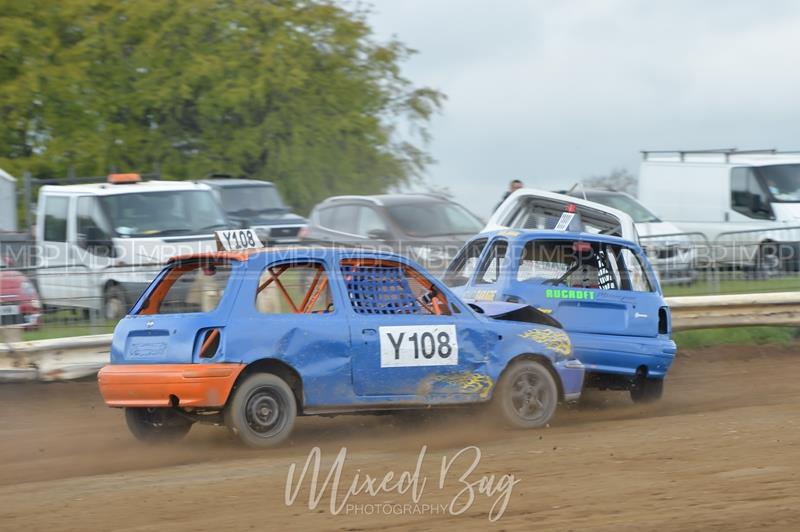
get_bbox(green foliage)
[0,0,443,212]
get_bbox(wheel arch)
[229,358,304,413]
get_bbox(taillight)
[658,307,670,335]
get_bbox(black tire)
[629,378,664,403]
[224,373,297,448]
[756,243,782,277]
[493,359,558,429]
[104,284,128,321]
[125,407,192,443]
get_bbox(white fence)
[2,292,799,382]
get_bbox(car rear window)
[138,260,233,314]
[504,197,625,238]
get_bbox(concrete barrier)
[2,291,799,382]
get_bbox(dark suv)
[306,194,484,275]
[200,177,307,244]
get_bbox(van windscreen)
[98,190,228,237]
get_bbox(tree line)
[0,0,443,213]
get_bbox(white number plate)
[379,325,458,367]
[214,229,263,251]
[0,305,20,316]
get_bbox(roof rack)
[640,148,800,163]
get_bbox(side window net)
[341,259,451,316]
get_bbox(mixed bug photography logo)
[285,445,519,522]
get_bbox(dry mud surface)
[1,345,799,531]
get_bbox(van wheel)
[630,378,664,403]
[104,284,127,321]
[493,360,558,429]
[756,243,782,277]
[225,373,297,448]
[125,408,193,443]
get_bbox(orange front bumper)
[98,364,245,408]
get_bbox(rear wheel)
[225,373,297,448]
[629,378,664,403]
[124,407,193,443]
[493,360,558,429]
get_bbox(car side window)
[731,167,771,219]
[76,196,115,255]
[321,205,359,234]
[516,239,629,290]
[618,248,653,292]
[475,239,508,284]
[255,262,333,314]
[443,238,488,287]
[43,196,69,242]
[355,206,389,238]
[340,258,451,315]
[139,260,233,315]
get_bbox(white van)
[36,174,231,319]
[638,149,800,272]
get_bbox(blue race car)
[98,247,584,447]
[443,230,676,403]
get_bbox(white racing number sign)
[379,325,458,367]
[215,229,264,251]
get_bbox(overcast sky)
[366,0,800,218]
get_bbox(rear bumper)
[98,363,245,408]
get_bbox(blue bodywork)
[445,230,677,388]
[111,247,584,413]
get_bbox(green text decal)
[545,288,595,300]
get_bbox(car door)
[223,257,354,407]
[73,196,117,307]
[36,194,72,306]
[342,257,491,397]
[504,238,662,334]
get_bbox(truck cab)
[35,174,232,319]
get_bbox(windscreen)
[219,185,287,214]
[387,203,483,238]
[98,190,228,237]
[758,164,800,202]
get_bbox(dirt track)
[1,345,799,531]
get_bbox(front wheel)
[630,378,664,403]
[493,360,558,429]
[125,407,193,443]
[225,373,297,448]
